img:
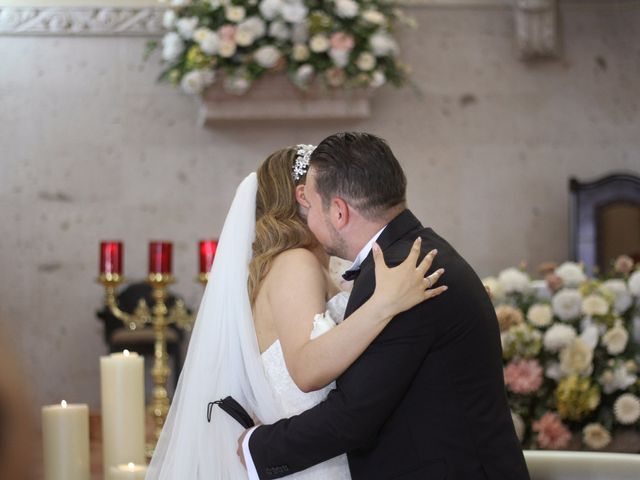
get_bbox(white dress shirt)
[242,226,387,479]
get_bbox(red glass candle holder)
[149,241,172,275]
[199,240,218,275]
[100,241,123,275]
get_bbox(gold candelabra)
[98,271,204,455]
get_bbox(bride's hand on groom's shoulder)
[371,237,448,319]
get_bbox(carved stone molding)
[514,0,558,59]
[0,6,163,36]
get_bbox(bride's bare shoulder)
[270,248,323,274]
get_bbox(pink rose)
[504,359,543,394]
[330,32,355,52]
[218,25,237,41]
[614,255,635,275]
[532,412,572,450]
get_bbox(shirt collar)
[347,225,387,272]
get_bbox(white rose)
[163,9,177,29]
[226,5,246,22]
[498,267,530,294]
[628,270,640,296]
[335,0,358,18]
[309,34,330,53]
[180,69,214,94]
[543,323,577,352]
[482,276,505,303]
[294,64,314,84]
[239,17,266,38]
[161,32,185,61]
[194,28,220,54]
[370,70,386,88]
[602,323,629,355]
[370,32,399,57]
[176,16,198,39]
[555,262,587,287]
[281,0,308,23]
[292,22,309,43]
[602,279,634,314]
[292,43,310,61]
[356,52,376,71]
[254,45,281,68]
[559,338,593,376]
[269,21,290,40]
[527,303,553,328]
[552,288,583,321]
[235,29,255,47]
[218,40,237,58]
[329,49,349,68]
[614,393,640,425]
[259,0,282,20]
[582,293,610,317]
[361,9,385,25]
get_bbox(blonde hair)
[248,148,315,305]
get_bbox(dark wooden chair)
[569,172,640,274]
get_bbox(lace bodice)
[260,292,352,479]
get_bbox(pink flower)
[218,25,237,41]
[614,255,635,275]
[504,359,543,394]
[330,32,355,52]
[545,273,564,292]
[532,412,572,450]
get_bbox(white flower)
[292,43,310,61]
[294,64,314,84]
[497,268,530,295]
[335,0,359,18]
[281,0,308,23]
[224,74,251,95]
[269,21,290,40]
[613,393,640,425]
[582,423,611,450]
[170,0,191,6]
[555,262,587,287]
[356,52,376,71]
[309,34,330,53]
[226,5,246,22]
[482,276,505,303]
[602,323,629,355]
[292,22,309,43]
[543,324,577,352]
[161,32,184,61]
[602,279,633,314]
[370,70,386,88]
[310,312,337,339]
[600,365,637,394]
[176,16,198,39]
[361,9,386,26]
[235,29,254,47]
[511,411,525,442]
[329,49,349,68]
[580,323,600,350]
[552,288,583,321]
[194,28,220,54]
[163,9,177,29]
[259,0,282,20]
[208,0,222,9]
[180,69,214,94]
[559,338,593,376]
[239,17,266,38]
[628,270,640,296]
[254,45,281,68]
[582,293,609,317]
[370,32,399,57]
[218,40,237,58]
[545,361,563,380]
[527,304,553,328]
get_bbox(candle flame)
[61,400,68,408]
[128,463,135,470]
[123,349,130,356]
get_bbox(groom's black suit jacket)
[249,210,530,480]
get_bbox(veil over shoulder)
[146,173,283,479]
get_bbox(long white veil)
[147,173,284,479]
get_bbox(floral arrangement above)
[483,255,640,452]
[151,0,414,95]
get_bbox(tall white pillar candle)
[41,401,90,480]
[100,350,145,478]
[108,462,147,480]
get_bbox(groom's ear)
[331,197,350,229]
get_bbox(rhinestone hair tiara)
[292,144,316,181]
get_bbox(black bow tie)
[342,269,361,281]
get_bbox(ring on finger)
[427,277,433,289]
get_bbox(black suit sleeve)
[248,278,441,479]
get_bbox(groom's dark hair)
[309,132,407,220]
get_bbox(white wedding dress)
[260,291,352,480]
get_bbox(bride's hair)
[248,147,315,305]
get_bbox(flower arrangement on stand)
[484,255,640,451]
[151,0,413,95]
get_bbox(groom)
[239,132,530,479]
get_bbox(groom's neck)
[345,204,406,261]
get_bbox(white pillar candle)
[41,401,90,480]
[100,350,146,478]
[108,462,147,480]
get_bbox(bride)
[146,145,446,479]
